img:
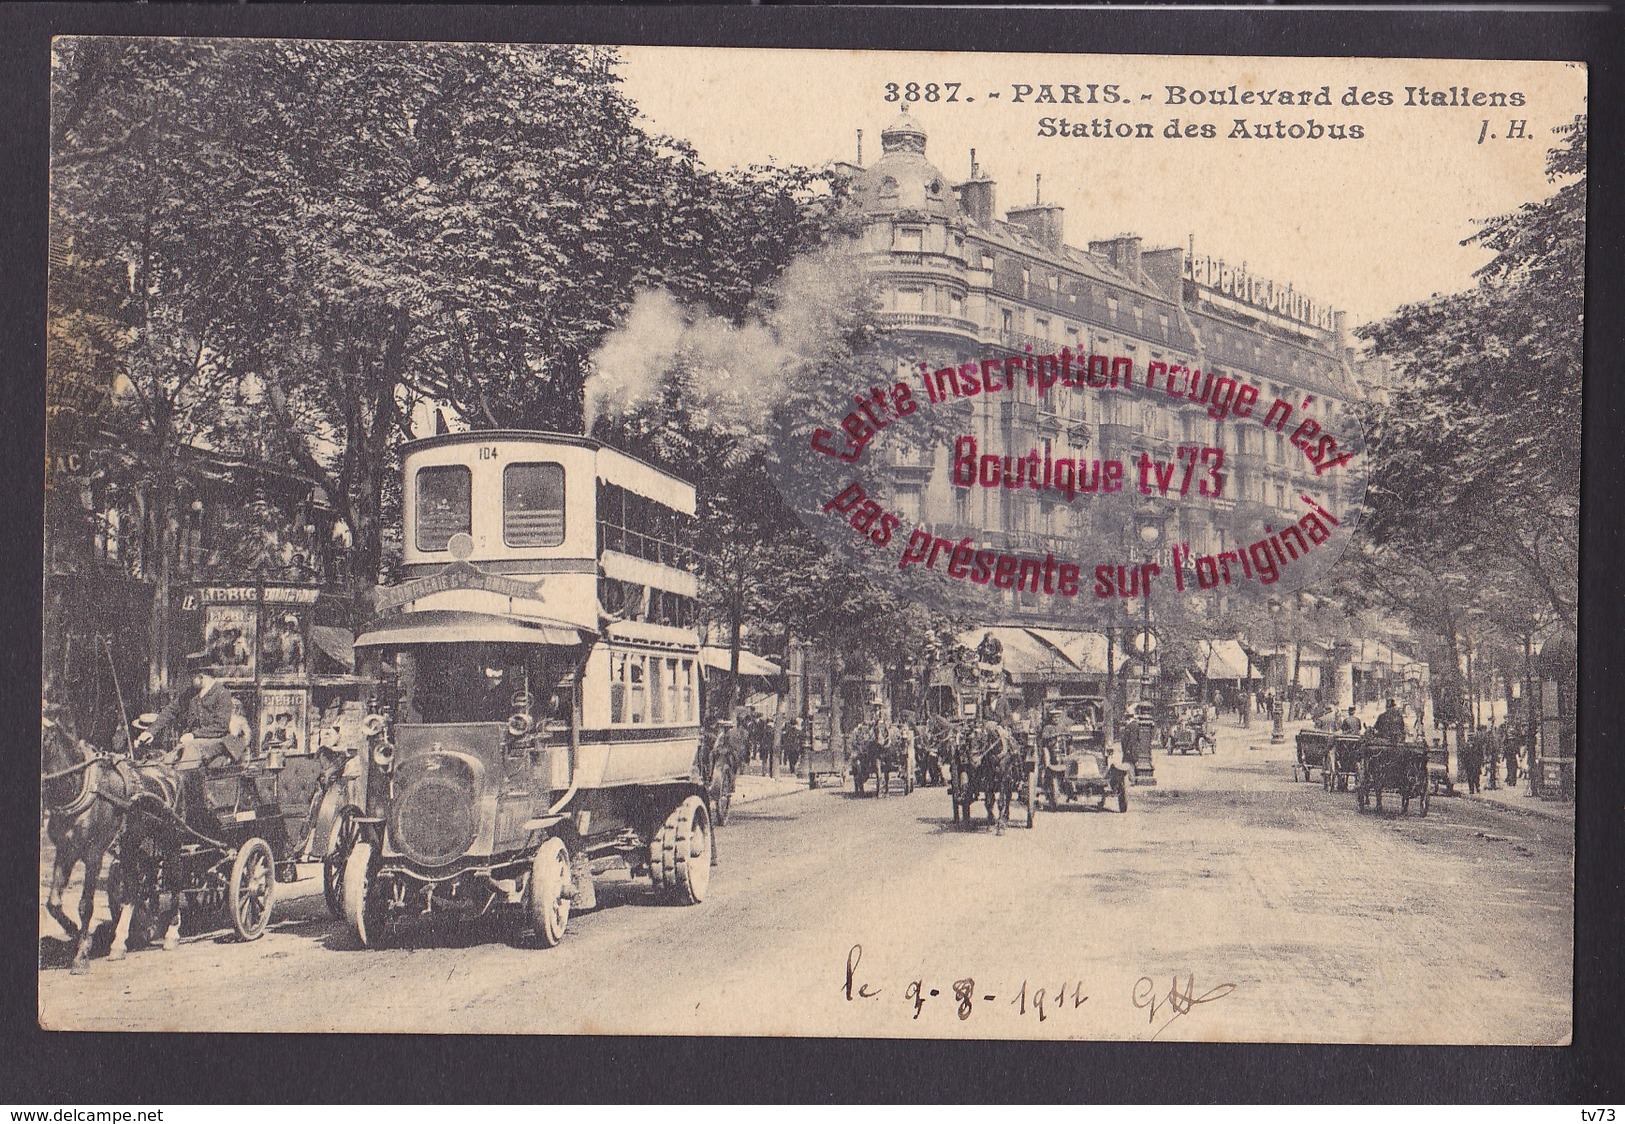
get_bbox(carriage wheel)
[228,837,275,942]
[342,841,387,948]
[658,796,712,906]
[322,808,361,921]
[529,837,572,947]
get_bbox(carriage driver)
[1370,698,1408,743]
[135,652,246,770]
[135,653,249,828]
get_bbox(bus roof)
[400,430,695,514]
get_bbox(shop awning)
[355,609,594,649]
[1033,629,1112,677]
[700,646,782,679]
[1197,640,1262,681]
[310,626,355,672]
[956,627,1081,682]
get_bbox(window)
[1274,433,1286,464]
[1106,296,1120,320]
[681,659,696,723]
[628,656,646,724]
[1002,308,1015,333]
[896,227,923,252]
[949,292,963,319]
[1035,317,1050,341]
[1274,483,1287,510]
[1159,313,1170,339]
[610,652,627,724]
[897,287,925,312]
[503,462,565,547]
[416,465,471,551]
[648,656,665,722]
[1022,267,1032,292]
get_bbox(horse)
[851,724,907,797]
[41,712,186,972]
[949,724,1021,834]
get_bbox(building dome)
[848,106,959,219]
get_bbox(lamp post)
[1268,596,1284,743]
[1134,515,1161,785]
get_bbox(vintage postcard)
[40,37,1583,1044]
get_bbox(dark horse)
[851,726,907,797]
[41,712,184,972]
[949,724,1021,834]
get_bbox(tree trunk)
[146,484,177,699]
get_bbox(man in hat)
[136,652,247,826]
[137,653,243,767]
[1371,697,1407,743]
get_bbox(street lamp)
[1133,515,1161,785]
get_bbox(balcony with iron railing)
[878,311,981,338]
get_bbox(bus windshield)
[396,643,573,726]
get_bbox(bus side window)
[629,656,646,724]
[609,652,626,725]
[681,658,695,724]
[665,658,681,725]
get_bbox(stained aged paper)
[42,38,1582,1043]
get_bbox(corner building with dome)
[830,108,1388,625]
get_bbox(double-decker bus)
[341,432,712,947]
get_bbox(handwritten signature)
[1131,974,1237,1039]
[845,945,1234,1033]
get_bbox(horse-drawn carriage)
[850,721,913,797]
[945,720,1034,833]
[1164,702,1215,756]
[1292,729,1364,791]
[113,760,297,944]
[1354,739,1431,815]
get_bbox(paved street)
[38,722,1573,1042]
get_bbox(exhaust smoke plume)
[584,250,863,430]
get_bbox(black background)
[3,3,1620,1105]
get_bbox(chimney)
[1140,246,1185,298]
[955,168,996,229]
[1006,204,1065,253]
[1090,235,1143,282]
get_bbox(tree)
[1358,117,1584,627]
[49,38,287,692]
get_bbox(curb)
[1460,790,1574,828]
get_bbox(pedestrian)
[783,716,803,775]
[1460,725,1483,794]
[1500,722,1520,787]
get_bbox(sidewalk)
[1458,779,1575,827]
[731,771,807,805]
